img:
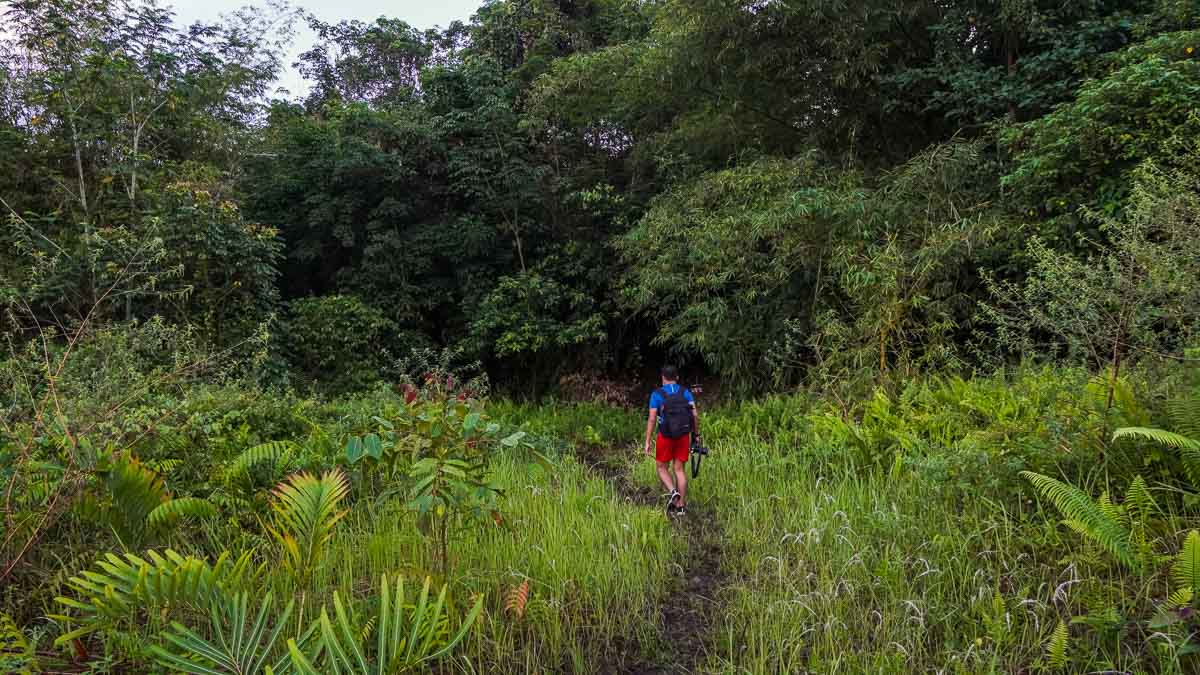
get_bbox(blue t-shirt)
[649,383,694,413]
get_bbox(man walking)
[643,365,699,516]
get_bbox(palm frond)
[267,469,349,584]
[147,497,218,528]
[51,549,256,644]
[296,575,483,674]
[229,441,297,479]
[147,591,294,675]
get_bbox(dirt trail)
[580,446,727,675]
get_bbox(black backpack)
[656,387,693,439]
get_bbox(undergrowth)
[5,364,1200,673]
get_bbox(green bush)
[1003,30,1200,226]
[284,295,432,393]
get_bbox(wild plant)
[75,450,216,551]
[50,549,481,673]
[288,575,483,673]
[342,390,497,575]
[982,162,1200,408]
[1111,387,1200,488]
[0,611,35,673]
[1020,472,1159,571]
[265,469,350,589]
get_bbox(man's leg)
[672,459,688,507]
[653,434,677,495]
[656,460,676,493]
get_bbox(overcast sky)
[171,0,485,96]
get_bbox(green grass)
[621,376,1200,674]
[700,446,1056,673]
[489,399,643,449]
[315,454,676,672]
[111,451,674,673]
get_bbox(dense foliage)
[4,0,1200,672]
[4,0,1199,387]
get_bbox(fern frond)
[1180,446,1200,489]
[1114,426,1200,486]
[1124,475,1156,527]
[0,611,34,674]
[1096,491,1127,528]
[1112,426,1200,449]
[1021,472,1137,569]
[1168,587,1194,608]
[147,497,218,528]
[1172,531,1200,593]
[1046,619,1069,669]
[504,580,530,619]
[146,459,183,475]
[229,441,297,479]
[1167,392,1200,440]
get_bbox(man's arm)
[643,409,658,456]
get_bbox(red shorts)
[655,433,690,463]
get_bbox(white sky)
[170,0,485,96]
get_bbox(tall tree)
[0,0,292,346]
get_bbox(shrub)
[284,295,432,393]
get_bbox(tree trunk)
[1106,324,1125,411]
[1006,32,1018,120]
[439,515,449,576]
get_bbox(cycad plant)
[148,591,295,675]
[53,551,481,675]
[287,574,483,673]
[52,549,258,644]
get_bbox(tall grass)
[490,399,643,449]
[627,370,1199,674]
[260,453,677,672]
[701,451,1059,672]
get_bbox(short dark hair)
[660,365,679,381]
